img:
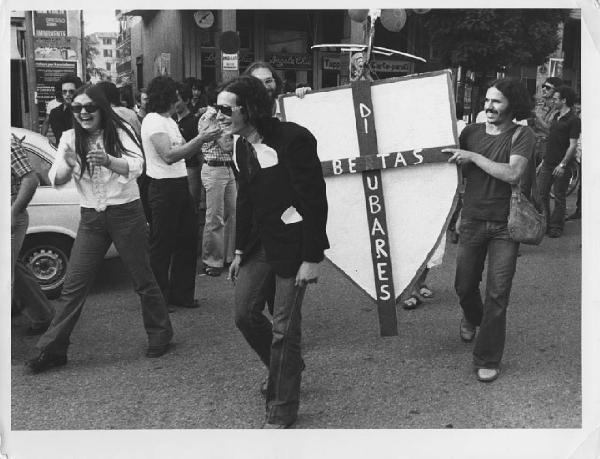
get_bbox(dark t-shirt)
[173,112,200,168]
[545,110,581,166]
[460,123,535,222]
[48,104,73,146]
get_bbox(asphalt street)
[11,200,581,431]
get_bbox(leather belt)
[204,160,233,167]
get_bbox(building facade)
[11,10,85,130]
[87,32,118,82]
[120,10,425,96]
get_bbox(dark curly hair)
[146,76,178,113]
[555,85,576,107]
[71,84,142,178]
[545,76,563,88]
[176,82,193,103]
[218,75,275,138]
[489,78,534,121]
[243,61,283,98]
[96,80,121,106]
[58,74,83,90]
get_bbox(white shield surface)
[281,71,459,301]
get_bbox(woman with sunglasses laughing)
[28,84,174,374]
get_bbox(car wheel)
[20,234,73,300]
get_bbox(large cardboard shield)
[280,70,459,336]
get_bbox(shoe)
[170,299,200,309]
[418,285,434,299]
[402,295,422,310]
[567,212,581,221]
[262,419,296,429]
[146,342,171,358]
[204,266,222,277]
[476,367,500,382]
[459,317,476,342]
[27,351,67,373]
[547,228,563,238]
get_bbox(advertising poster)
[33,10,68,37]
[34,59,77,117]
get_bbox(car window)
[23,147,52,186]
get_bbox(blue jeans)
[201,165,236,268]
[454,217,519,369]
[538,160,571,231]
[36,200,173,355]
[234,247,306,425]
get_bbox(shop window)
[236,10,253,49]
[264,11,309,31]
[320,11,344,44]
[373,20,408,53]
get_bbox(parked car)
[11,127,118,299]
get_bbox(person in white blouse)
[141,76,221,311]
[28,84,174,374]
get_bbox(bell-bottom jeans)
[538,160,572,232]
[454,217,519,369]
[36,199,173,355]
[234,247,306,425]
[201,165,236,269]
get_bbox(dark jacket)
[235,118,329,277]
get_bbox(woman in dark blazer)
[222,75,329,429]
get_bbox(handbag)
[507,126,547,245]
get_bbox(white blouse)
[49,128,144,211]
[141,112,187,179]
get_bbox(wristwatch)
[559,162,566,168]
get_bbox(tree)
[421,9,570,76]
[84,35,106,82]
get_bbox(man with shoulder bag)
[442,78,536,383]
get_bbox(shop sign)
[267,53,312,70]
[323,56,412,74]
[34,36,78,61]
[34,11,68,37]
[34,36,77,50]
[202,51,254,68]
[35,60,77,117]
[222,52,239,70]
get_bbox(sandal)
[402,295,422,310]
[418,285,434,299]
[204,266,222,277]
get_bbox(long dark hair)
[218,75,275,138]
[72,84,142,178]
[243,61,283,98]
[489,78,534,121]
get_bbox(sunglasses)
[542,84,555,91]
[214,105,242,117]
[71,103,100,114]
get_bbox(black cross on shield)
[280,70,460,337]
